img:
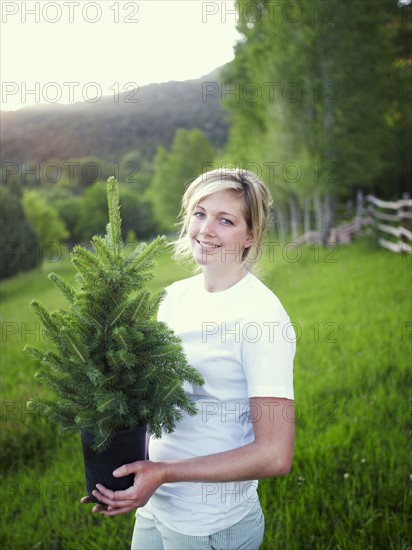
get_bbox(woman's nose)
[199,218,215,237]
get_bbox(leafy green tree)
[0,186,39,278]
[118,150,154,194]
[28,186,82,244]
[75,181,108,241]
[62,156,111,192]
[222,0,406,239]
[120,187,157,239]
[53,194,83,243]
[377,0,412,198]
[76,180,156,242]
[21,190,69,253]
[149,129,215,231]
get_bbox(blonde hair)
[174,168,273,269]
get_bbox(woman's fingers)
[92,483,138,507]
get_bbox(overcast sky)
[1,0,241,111]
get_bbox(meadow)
[0,237,410,549]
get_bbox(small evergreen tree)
[25,177,203,452]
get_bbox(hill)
[0,66,230,164]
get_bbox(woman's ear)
[244,232,254,249]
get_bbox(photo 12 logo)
[201,1,340,25]
[1,81,140,106]
[1,161,140,185]
[1,481,84,503]
[1,2,140,24]
[202,81,338,104]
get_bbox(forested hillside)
[0,67,229,163]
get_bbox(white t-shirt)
[142,271,295,536]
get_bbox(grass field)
[0,237,411,549]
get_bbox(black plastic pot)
[81,426,147,505]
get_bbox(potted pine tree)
[25,177,203,505]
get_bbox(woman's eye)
[193,211,205,218]
[221,218,233,225]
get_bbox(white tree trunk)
[289,196,301,240]
[322,192,336,244]
[314,192,323,235]
[355,189,364,231]
[275,206,287,245]
[304,197,311,235]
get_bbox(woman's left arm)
[84,396,294,516]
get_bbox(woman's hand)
[80,397,295,515]
[79,460,165,516]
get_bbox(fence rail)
[366,194,412,254]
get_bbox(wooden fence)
[365,195,412,254]
[293,192,412,254]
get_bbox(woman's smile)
[195,239,221,252]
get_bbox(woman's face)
[187,189,253,269]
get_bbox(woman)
[82,168,296,549]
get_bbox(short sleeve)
[241,304,295,400]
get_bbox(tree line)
[1,129,215,278]
[220,0,411,241]
[1,0,410,278]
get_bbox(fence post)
[314,193,323,238]
[400,192,410,258]
[355,189,363,232]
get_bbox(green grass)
[0,238,411,549]
[0,255,79,473]
[257,239,411,549]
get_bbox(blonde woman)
[85,169,296,550]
